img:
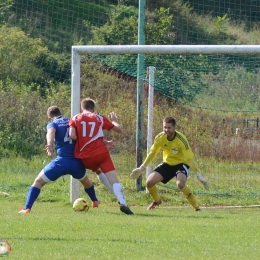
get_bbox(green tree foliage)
[0,25,47,86]
[89,5,213,101]
[0,0,13,25]
[89,5,174,45]
[213,14,229,36]
[0,81,46,157]
[1,0,260,159]
[146,7,175,44]
[88,5,138,45]
[0,80,72,158]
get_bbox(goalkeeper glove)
[197,172,210,190]
[130,165,146,179]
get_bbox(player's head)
[163,117,176,139]
[81,98,95,112]
[164,117,176,126]
[47,106,61,121]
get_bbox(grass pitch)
[1,200,260,259]
[1,156,260,259]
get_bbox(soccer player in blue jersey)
[130,116,204,211]
[19,106,100,213]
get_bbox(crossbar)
[72,45,260,54]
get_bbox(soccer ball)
[0,239,11,257]
[73,198,89,212]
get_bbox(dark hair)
[163,116,176,126]
[47,106,61,118]
[81,98,95,112]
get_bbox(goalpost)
[70,44,260,203]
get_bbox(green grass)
[1,155,260,208]
[1,200,260,259]
[1,156,260,259]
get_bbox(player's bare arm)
[108,112,123,133]
[45,128,56,157]
[69,127,77,141]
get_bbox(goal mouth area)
[70,45,260,203]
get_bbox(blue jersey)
[47,116,75,157]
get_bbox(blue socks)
[24,186,41,209]
[84,185,98,202]
[24,185,98,209]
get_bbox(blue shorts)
[41,157,86,182]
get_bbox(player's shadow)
[105,210,224,219]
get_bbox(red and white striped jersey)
[69,112,114,158]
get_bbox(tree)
[0,25,47,86]
[0,0,13,25]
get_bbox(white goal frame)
[70,44,260,203]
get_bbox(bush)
[0,25,47,85]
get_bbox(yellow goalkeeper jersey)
[143,130,195,168]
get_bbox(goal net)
[71,45,260,205]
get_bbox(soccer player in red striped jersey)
[69,98,133,215]
[131,116,203,211]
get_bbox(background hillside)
[0,0,260,201]
[0,0,260,160]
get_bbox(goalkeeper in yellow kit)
[130,116,209,210]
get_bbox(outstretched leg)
[19,171,46,213]
[105,170,133,215]
[95,169,114,194]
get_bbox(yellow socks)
[181,185,200,210]
[147,185,200,210]
[147,185,160,202]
